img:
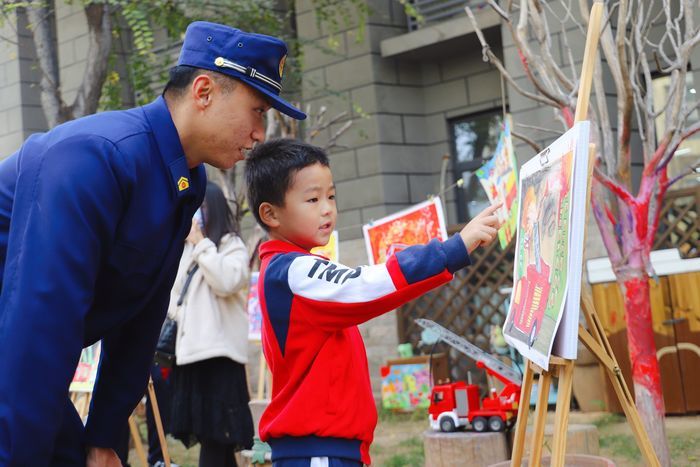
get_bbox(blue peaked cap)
[178,21,306,120]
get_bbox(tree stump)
[423,430,508,467]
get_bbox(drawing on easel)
[476,116,518,248]
[247,272,263,341]
[503,122,590,369]
[70,342,101,393]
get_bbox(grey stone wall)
[0,21,24,154]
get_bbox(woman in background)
[169,181,254,467]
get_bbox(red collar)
[259,239,310,261]
[258,239,333,262]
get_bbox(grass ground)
[129,410,700,466]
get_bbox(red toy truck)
[509,222,551,348]
[428,361,520,432]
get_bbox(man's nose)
[252,117,266,143]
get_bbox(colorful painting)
[247,272,263,341]
[380,362,432,411]
[362,198,448,265]
[310,230,339,262]
[503,122,590,369]
[476,116,518,248]
[70,342,101,393]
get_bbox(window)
[652,73,699,188]
[450,110,503,222]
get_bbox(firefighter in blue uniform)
[0,21,305,466]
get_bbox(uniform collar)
[259,239,311,261]
[142,96,201,198]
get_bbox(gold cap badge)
[177,176,190,191]
[278,55,287,78]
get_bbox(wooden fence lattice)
[398,186,699,382]
[653,186,699,258]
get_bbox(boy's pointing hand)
[459,203,504,253]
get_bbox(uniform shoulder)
[55,107,151,146]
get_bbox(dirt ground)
[129,410,700,466]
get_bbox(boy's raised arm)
[263,203,501,331]
[284,235,469,329]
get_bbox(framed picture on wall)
[362,198,448,265]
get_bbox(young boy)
[245,139,501,467]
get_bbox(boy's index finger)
[481,203,502,217]
[482,215,500,227]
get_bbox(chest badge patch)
[177,176,190,191]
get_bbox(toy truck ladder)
[416,319,522,386]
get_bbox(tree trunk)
[618,268,671,467]
[26,1,71,127]
[593,173,672,465]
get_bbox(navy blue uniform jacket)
[0,96,206,464]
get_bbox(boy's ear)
[259,202,280,229]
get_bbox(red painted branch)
[593,166,636,205]
[590,180,623,265]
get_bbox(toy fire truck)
[510,222,551,348]
[416,319,522,433]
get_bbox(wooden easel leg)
[256,349,266,400]
[528,367,551,467]
[551,360,574,467]
[511,360,534,466]
[147,378,172,467]
[129,415,148,467]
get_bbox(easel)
[509,2,661,466]
[254,340,272,400]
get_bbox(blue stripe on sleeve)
[263,252,304,357]
[395,235,471,284]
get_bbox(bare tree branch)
[667,157,700,187]
[466,6,562,108]
[325,119,352,150]
[515,122,561,135]
[511,129,542,153]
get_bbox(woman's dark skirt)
[170,357,254,451]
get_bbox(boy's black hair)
[245,139,330,230]
[163,65,237,98]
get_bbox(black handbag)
[154,263,199,368]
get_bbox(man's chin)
[211,156,241,170]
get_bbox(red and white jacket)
[257,235,471,465]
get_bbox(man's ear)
[259,202,280,229]
[191,74,214,110]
